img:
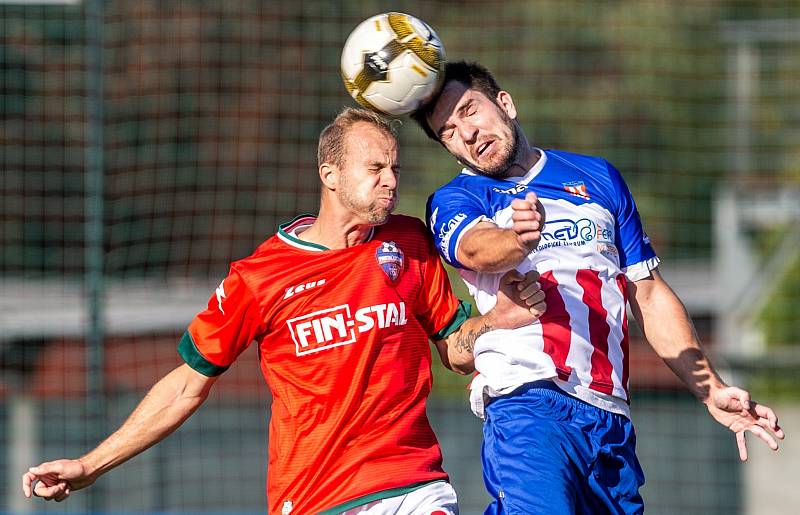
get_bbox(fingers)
[733,387,752,411]
[752,403,784,439]
[501,269,540,287]
[23,461,73,501]
[55,486,71,502]
[736,431,748,461]
[521,269,541,283]
[511,196,544,250]
[517,283,545,305]
[22,471,36,498]
[33,480,70,501]
[528,300,547,319]
[500,269,525,285]
[510,270,546,317]
[511,195,543,226]
[749,424,780,451]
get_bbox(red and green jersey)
[179,214,469,514]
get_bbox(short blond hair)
[318,107,397,168]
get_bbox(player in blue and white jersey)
[412,61,785,514]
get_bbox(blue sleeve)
[425,185,487,269]
[605,161,657,269]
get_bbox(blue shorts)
[481,381,645,515]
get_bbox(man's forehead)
[345,125,397,159]
[347,123,396,147]
[428,81,488,129]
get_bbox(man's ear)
[496,90,517,120]
[319,162,338,190]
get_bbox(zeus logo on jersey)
[286,302,408,356]
[284,278,326,299]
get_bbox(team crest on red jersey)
[376,241,404,281]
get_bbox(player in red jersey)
[22,107,547,514]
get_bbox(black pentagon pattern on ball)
[362,51,388,82]
[360,41,404,84]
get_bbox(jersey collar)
[277,214,376,251]
[460,147,547,185]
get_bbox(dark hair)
[411,60,503,141]
[318,107,397,168]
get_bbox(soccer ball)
[341,12,446,116]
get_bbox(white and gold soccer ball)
[341,12,446,116]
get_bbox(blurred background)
[1,0,799,513]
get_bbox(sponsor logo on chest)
[286,302,408,356]
[537,217,617,257]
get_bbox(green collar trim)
[277,214,328,251]
[277,213,375,251]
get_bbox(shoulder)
[374,215,437,265]
[228,233,282,278]
[381,214,428,237]
[544,149,615,179]
[433,168,494,195]
[427,169,505,214]
[540,149,629,203]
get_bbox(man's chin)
[470,160,511,179]
[366,208,393,225]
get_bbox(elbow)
[449,361,475,376]
[459,248,522,274]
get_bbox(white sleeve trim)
[623,256,661,281]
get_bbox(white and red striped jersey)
[427,149,660,418]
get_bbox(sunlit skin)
[427,81,539,178]
[337,126,399,224]
[300,122,400,249]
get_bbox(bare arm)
[22,363,217,501]
[628,267,784,460]
[457,192,545,273]
[628,268,722,399]
[434,270,546,375]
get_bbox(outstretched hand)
[705,386,785,461]
[511,192,545,252]
[22,459,94,502]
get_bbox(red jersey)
[179,214,467,514]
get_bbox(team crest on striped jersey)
[563,181,590,200]
[376,241,404,281]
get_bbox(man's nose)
[457,122,478,144]
[380,168,398,189]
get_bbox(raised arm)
[456,192,544,273]
[628,268,785,461]
[22,363,217,501]
[434,269,546,375]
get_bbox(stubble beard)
[338,179,394,225]
[470,123,524,179]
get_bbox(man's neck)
[297,211,374,250]
[501,146,541,178]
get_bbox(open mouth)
[476,140,494,158]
